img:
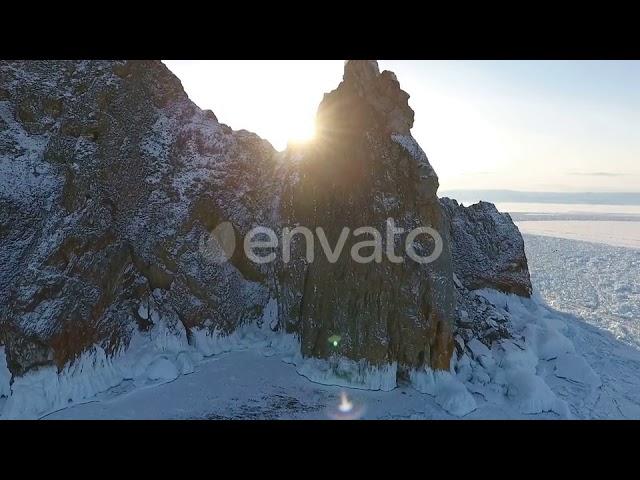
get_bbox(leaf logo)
[201,221,236,264]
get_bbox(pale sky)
[163,60,640,193]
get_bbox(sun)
[285,117,317,147]
[267,112,317,151]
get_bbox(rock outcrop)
[0,60,277,377]
[0,59,533,416]
[278,60,454,376]
[440,198,532,297]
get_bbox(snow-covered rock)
[440,197,532,297]
[0,61,276,385]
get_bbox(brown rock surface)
[0,60,275,376]
[277,61,455,375]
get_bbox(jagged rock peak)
[317,60,414,136]
[343,59,380,85]
[279,59,455,375]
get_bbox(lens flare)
[338,392,353,413]
[328,391,365,420]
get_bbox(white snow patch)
[517,220,640,250]
[505,369,570,417]
[261,297,279,331]
[522,323,574,360]
[466,338,492,360]
[0,103,60,205]
[498,341,538,374]
[145,357,180,382]
[554,353,601,388]
[391,134,429,166]
[410,368,477,416]
[176,352,196,375]
[137,303,149,320]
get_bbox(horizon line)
[440,189,640,206]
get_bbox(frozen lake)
[489,201,640,249]
[517,220,640,249]
[495,202,640,216]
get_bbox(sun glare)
[285,117,316,147]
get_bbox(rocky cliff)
[0,60,533,417]
[278,60,454,381]
[0,60,277,379]
[440,198,532,297]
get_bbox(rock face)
[440,198,532,297]
[0,59,532,413]
[0,60,277,377]
[278,60,454,374]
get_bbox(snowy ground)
[522,234,640,418]
[4,209,640,420]
[39,350,474,420]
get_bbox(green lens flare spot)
[328,335,341,348]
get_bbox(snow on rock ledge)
[0,308,289,419]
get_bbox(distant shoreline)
[440,190,640,206]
